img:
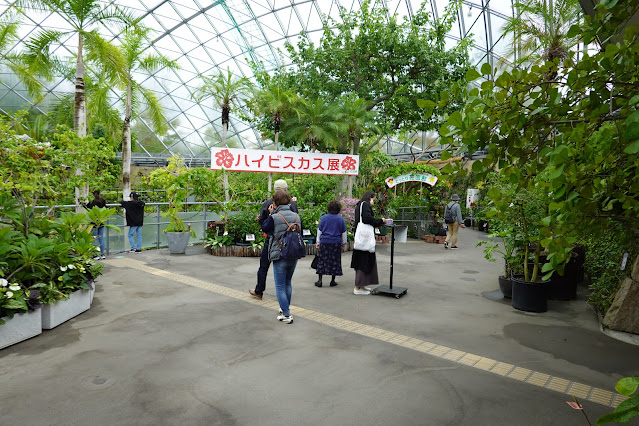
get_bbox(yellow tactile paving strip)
[107,257,624,408]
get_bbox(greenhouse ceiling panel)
[0,0,516,159]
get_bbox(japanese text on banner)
[211,148,359,176]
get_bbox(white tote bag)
[353,203,376,253]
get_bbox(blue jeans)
[272,257,298,317]
[93,226,105,255]
[128,226,142,250]
[255,237,271,295]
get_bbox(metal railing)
[392,206,442,239]
[35,202,230,255]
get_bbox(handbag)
[311,255,319,269]
[353,203,376,253]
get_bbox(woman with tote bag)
[350,191,390,295]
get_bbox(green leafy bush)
[583,227,638,315]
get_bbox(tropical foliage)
[282,0,470,139]
[435,0,639,281]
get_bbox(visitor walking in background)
[84,189,107,260]
[350,191,389,295]
[120,192,145,253]
[249,179,298,300]
[262,190,302,324]
[444,194,465,250]
[314,200,347,288]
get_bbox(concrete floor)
[1,229,638,425]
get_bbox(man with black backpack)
[444,194,465,250]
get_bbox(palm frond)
[83,30,126,82]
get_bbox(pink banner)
[211,148,359,176]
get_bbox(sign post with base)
[372,224,407,299]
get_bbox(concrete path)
[1,229,637,425]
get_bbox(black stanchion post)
[372,224,407,299]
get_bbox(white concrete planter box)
[0,309,42,350]
[41,289,91,330]
[88,279,95,305]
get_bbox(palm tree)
[47,62,124,147]
[338,96,381,197]
[17,0,137,137]
[192,68,252,201]
[250,82,298,189]
[502,0,582,66]
[191,68,253,148]
[281,97,343,153]
[0,12,44,101]
[119,26,178,199]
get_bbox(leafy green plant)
[299,205,322,237]
[477,230,523,278]
[148,155,196,236]
[433,0,639,281]
[597,377,639,424]
[249,239,264,249]
[0,279,37,323]
[226,209,261,243]
[205,234,233,249]
[582,227,638,314]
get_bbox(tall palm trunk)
[268,130,280,192]
[74,34,87,137]
[346,134,358,198]
[222,107,230,202]
[122,80,133,199]
[74,34,87,212]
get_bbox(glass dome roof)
[0,0,516,160]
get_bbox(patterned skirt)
[316,243,343,276]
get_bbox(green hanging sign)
[385,173,438,188]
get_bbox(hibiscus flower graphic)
[341,156,357,171]
[215,149,234,168]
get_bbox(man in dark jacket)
[120,192,145,253]
[249,179,298,300]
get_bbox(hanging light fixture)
[467,5,473,17]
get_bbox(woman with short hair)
[314,200,347,288]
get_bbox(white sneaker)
[277,315,293,324]
[93,255,101,260]
[364,286,373,291]
[100,255,106,260]
[354,288,371,295]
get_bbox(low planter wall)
[0,309,43,350]
[206,242,355,257]
[42,289,92,330]
[424,235,447,244]
[207,245,262,257]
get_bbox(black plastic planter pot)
[548,274,578,300]
[498,275,512,298]
[511,276,548,312]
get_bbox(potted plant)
[483,179,551,312]
[148,155,196,254]
[478,229,523,299]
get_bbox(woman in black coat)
[350,191,389,295]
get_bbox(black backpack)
[444,203,455,224]
[274,213,306,259]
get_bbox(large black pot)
[512,276,548,312]
[498,275,512,298]
[548,273,578,300]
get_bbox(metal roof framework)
[0,0,518,160]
